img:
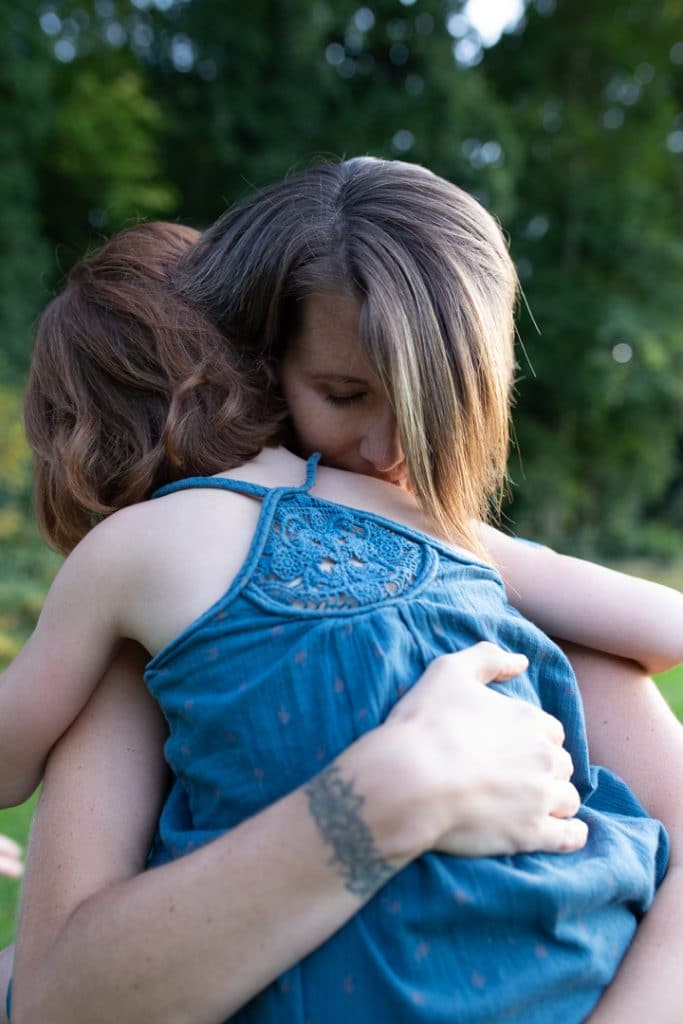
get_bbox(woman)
[8,159,683,1023]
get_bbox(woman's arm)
[9,642,169,1023]
[564,643,683,1023]
[482,525,683,675]
[12,643,582,1024]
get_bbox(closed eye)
[326,393,366,406]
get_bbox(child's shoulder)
[60,499,162,591]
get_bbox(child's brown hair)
[24,221,284,555]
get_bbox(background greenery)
[0,0,682,943]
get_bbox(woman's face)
[280,292,409,487]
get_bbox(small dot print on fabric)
[415,941,430,961]
[343,975,355,995]
[471,971,487,989]
[535,943,549,959]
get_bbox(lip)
[381,473,410,489]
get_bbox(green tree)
[485,0,683,553]
[138,0,517,222]
[34,0,177,269]
[0,3,55,382]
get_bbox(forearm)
[565,644,683,1022]
[13,728,417,1024]
[483,525,683,674]
[0,660,48,808]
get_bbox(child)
[1,186,680,1023]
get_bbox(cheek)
[285,390,354,460]
[298,409,350,459]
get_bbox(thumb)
[457,642,528,684]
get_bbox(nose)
[358,407,405,477]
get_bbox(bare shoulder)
[66,500,162,581]
[108,481,266,653]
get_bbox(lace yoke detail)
[250,495,431,612]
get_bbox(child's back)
[130,446,667,1024]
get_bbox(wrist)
[334,721,438,867]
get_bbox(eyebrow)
[308,373,368,384]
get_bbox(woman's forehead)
[298,291,360,335]
[289,292,371,375]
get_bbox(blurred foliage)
[0,0,681,577]
[45,67,177,240]
[0,390,60,665]
[486,0,683,554]
[0,1,55,383]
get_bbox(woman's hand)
[383,643,587,858]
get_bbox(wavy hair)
[25,221,284,554]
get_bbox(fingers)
[536,814,588,854]
[552,745,574,781]
[0,835,23,879]
[549,779,581,819]
[439,643,529,685]
[442,645,568,748]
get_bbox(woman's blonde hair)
[179,158,518,552]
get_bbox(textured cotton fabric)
[146,455,668,1024]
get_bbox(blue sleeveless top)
[146,455,668,1024]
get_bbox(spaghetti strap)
[151,452,320,501]
[300,451,321,492]
[152,476,269,500]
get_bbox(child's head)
[179,158,518,547]
[25,221,284,554]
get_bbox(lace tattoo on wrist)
[305,763,395,899]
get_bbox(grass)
[657,663,683,720]
[0,797,36,947]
